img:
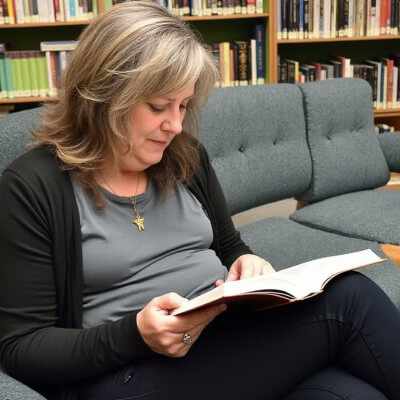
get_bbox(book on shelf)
[252,24,265,85]
[235,40,249,86]
[277,0,400,39]
[204,36,264,88]
[40,41,78,52]
[0,42,76,100]
[171,249,385,316]
[277,53,400,108]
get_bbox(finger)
[239,265,256,280]
[262,262,276,274]
[225,268,240,281]
[214,279,225,287]
[156,292,189,311]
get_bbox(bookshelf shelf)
[0,21,90,28]
[0,13,270,27]
[374,108,400,117]
[0,97,55,104]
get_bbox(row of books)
[278,54,400,109]
[0,28,265,99]
[0,0,264,24]
[277,0,400,39]
[0,41,77,99]
[205,24,265,87]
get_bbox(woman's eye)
[149,104,165,112]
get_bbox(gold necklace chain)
[99,171,145,232]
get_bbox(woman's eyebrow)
[161,95,194,102]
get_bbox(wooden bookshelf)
[271,0,400,128]
[2,0,400,128]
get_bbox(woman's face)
[116,85,195,172]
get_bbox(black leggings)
[80,273,400,400]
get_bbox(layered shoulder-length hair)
[31,0,218,209]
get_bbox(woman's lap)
[79,272,400,400]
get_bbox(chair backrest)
[297,78,390,203]
[0,108,42,175]
[199,84,312,215]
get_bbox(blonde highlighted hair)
[32,0,218,208]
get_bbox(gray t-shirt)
[71,177,228,328]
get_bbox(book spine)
[222,42,230,86]
[6,0,15,23]
[3,52,13,98]
[0,0,4,24]
[235,40,248,86]
[250,38,257,85]
[253,24,265,84]
[20,51,31,97]
[232,42,239,86]
[45,51,57,97]
[229,47,234,85]
[36,51,48,97]
[304,0,309,37]
[14,0,23,23]
[10,52,23,97]
[31,0,39,21]
[0,50,7,98]
[281,0,289,39]
[28,50,39,96]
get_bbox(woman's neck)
[98,169,148,197]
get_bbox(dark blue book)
[252,24,265,84]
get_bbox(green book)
[11,52,24,98]
[20,51,32,97]
[0,53,7,99]
[4,52,15,99]
[28,51,40,97]
[36,52,49,97]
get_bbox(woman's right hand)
[137,292,226,357]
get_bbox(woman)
[0,2,399,399]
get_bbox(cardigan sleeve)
[0,158,152,387]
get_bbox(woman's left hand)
[216,254,275,286]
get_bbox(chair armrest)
[0,367,45,400]
[378,131,400,172]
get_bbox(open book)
[171,249,385,315]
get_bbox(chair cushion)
[238,217,400,309]
[0,366,45,400]
[199,84,312,215]
[0,108,41,174]
[378,131,400,172]
[291,189,400,245]
[297,78,390,203]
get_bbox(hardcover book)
[171,249,385,315]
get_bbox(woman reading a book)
[0,2,399,400]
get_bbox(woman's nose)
[162,111,183,135]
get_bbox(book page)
[270,249,384,298]
[171,249,385,315]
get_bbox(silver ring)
[182,332,192,345]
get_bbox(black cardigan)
[0,146,251,399]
